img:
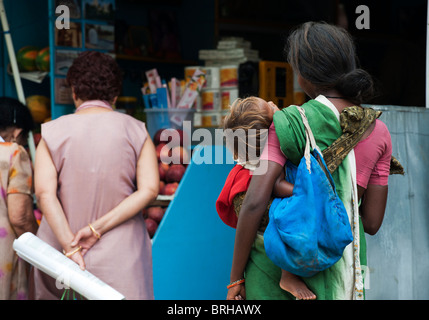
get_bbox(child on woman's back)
[216,96,316,300]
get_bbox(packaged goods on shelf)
[221,87,239,110]
[186,66,220,89]
[184,66,202,83]
[216,37,251,50]
[201,66,220,89]
[198,48,259,61]
[201,89,221,111]
[142,67,205,137]
[198,37,260,66]
[220,65,238,88]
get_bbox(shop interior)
[0,0,426,114]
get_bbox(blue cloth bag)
[264,107,353,277]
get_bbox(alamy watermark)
[355,5,370,30]
[55,5,70,30]
[55,3,370,31]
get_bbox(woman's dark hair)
[286,21,375,105]
[0,97,34,135]
[66,51,122,102]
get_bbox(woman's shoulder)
[0,141,24,153]
[111,113,148,148]
[0,141,15,148]
[113,111,145,125]
[369,119,391,143]
[41,113,75,130]
[113,112,147,136]
[42,111,146,130]
[357,118,392,155]
[374,118,390,133]
[0,142,30,165]
[375,119,392,147]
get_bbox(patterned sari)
[0,142,33,299]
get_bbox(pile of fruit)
[153,128,190,196]
[143,128,191,238]
[16,46,50,72]
[143,206,167,238]
[26,95,51,124]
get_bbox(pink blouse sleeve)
[260,122,287,166]
[354,120,392,188]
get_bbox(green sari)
[245,97,365,300]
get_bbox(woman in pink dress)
[31,51,159,299]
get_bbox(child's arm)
[272,170,294,198]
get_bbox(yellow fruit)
[26,95,51,123]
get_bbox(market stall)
[1,0,428,300]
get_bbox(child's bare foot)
[280,270,316,300]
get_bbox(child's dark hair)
[222,97,271,162]
[286,21,375,105]
[0,97,34,136]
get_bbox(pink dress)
[32,108,153,300]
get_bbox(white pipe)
[0,0,36,163]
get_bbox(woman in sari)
[227,22,393,300]
[0,97,37,299]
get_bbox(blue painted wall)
[0,0,50,99]
[152,145,236,300]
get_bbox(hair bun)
[336,69,375,105]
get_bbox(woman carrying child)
[219,22,394,300]
[216,97,316,300]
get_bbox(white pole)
[0,0,25,102]
[0,0,36,163]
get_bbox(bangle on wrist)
[227,279,245,289]
[88,223,101,239]
[63,246,82,257]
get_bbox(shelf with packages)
[47,0,118,120]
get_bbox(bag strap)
[296,106,337,190]
[297,106,322,173]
